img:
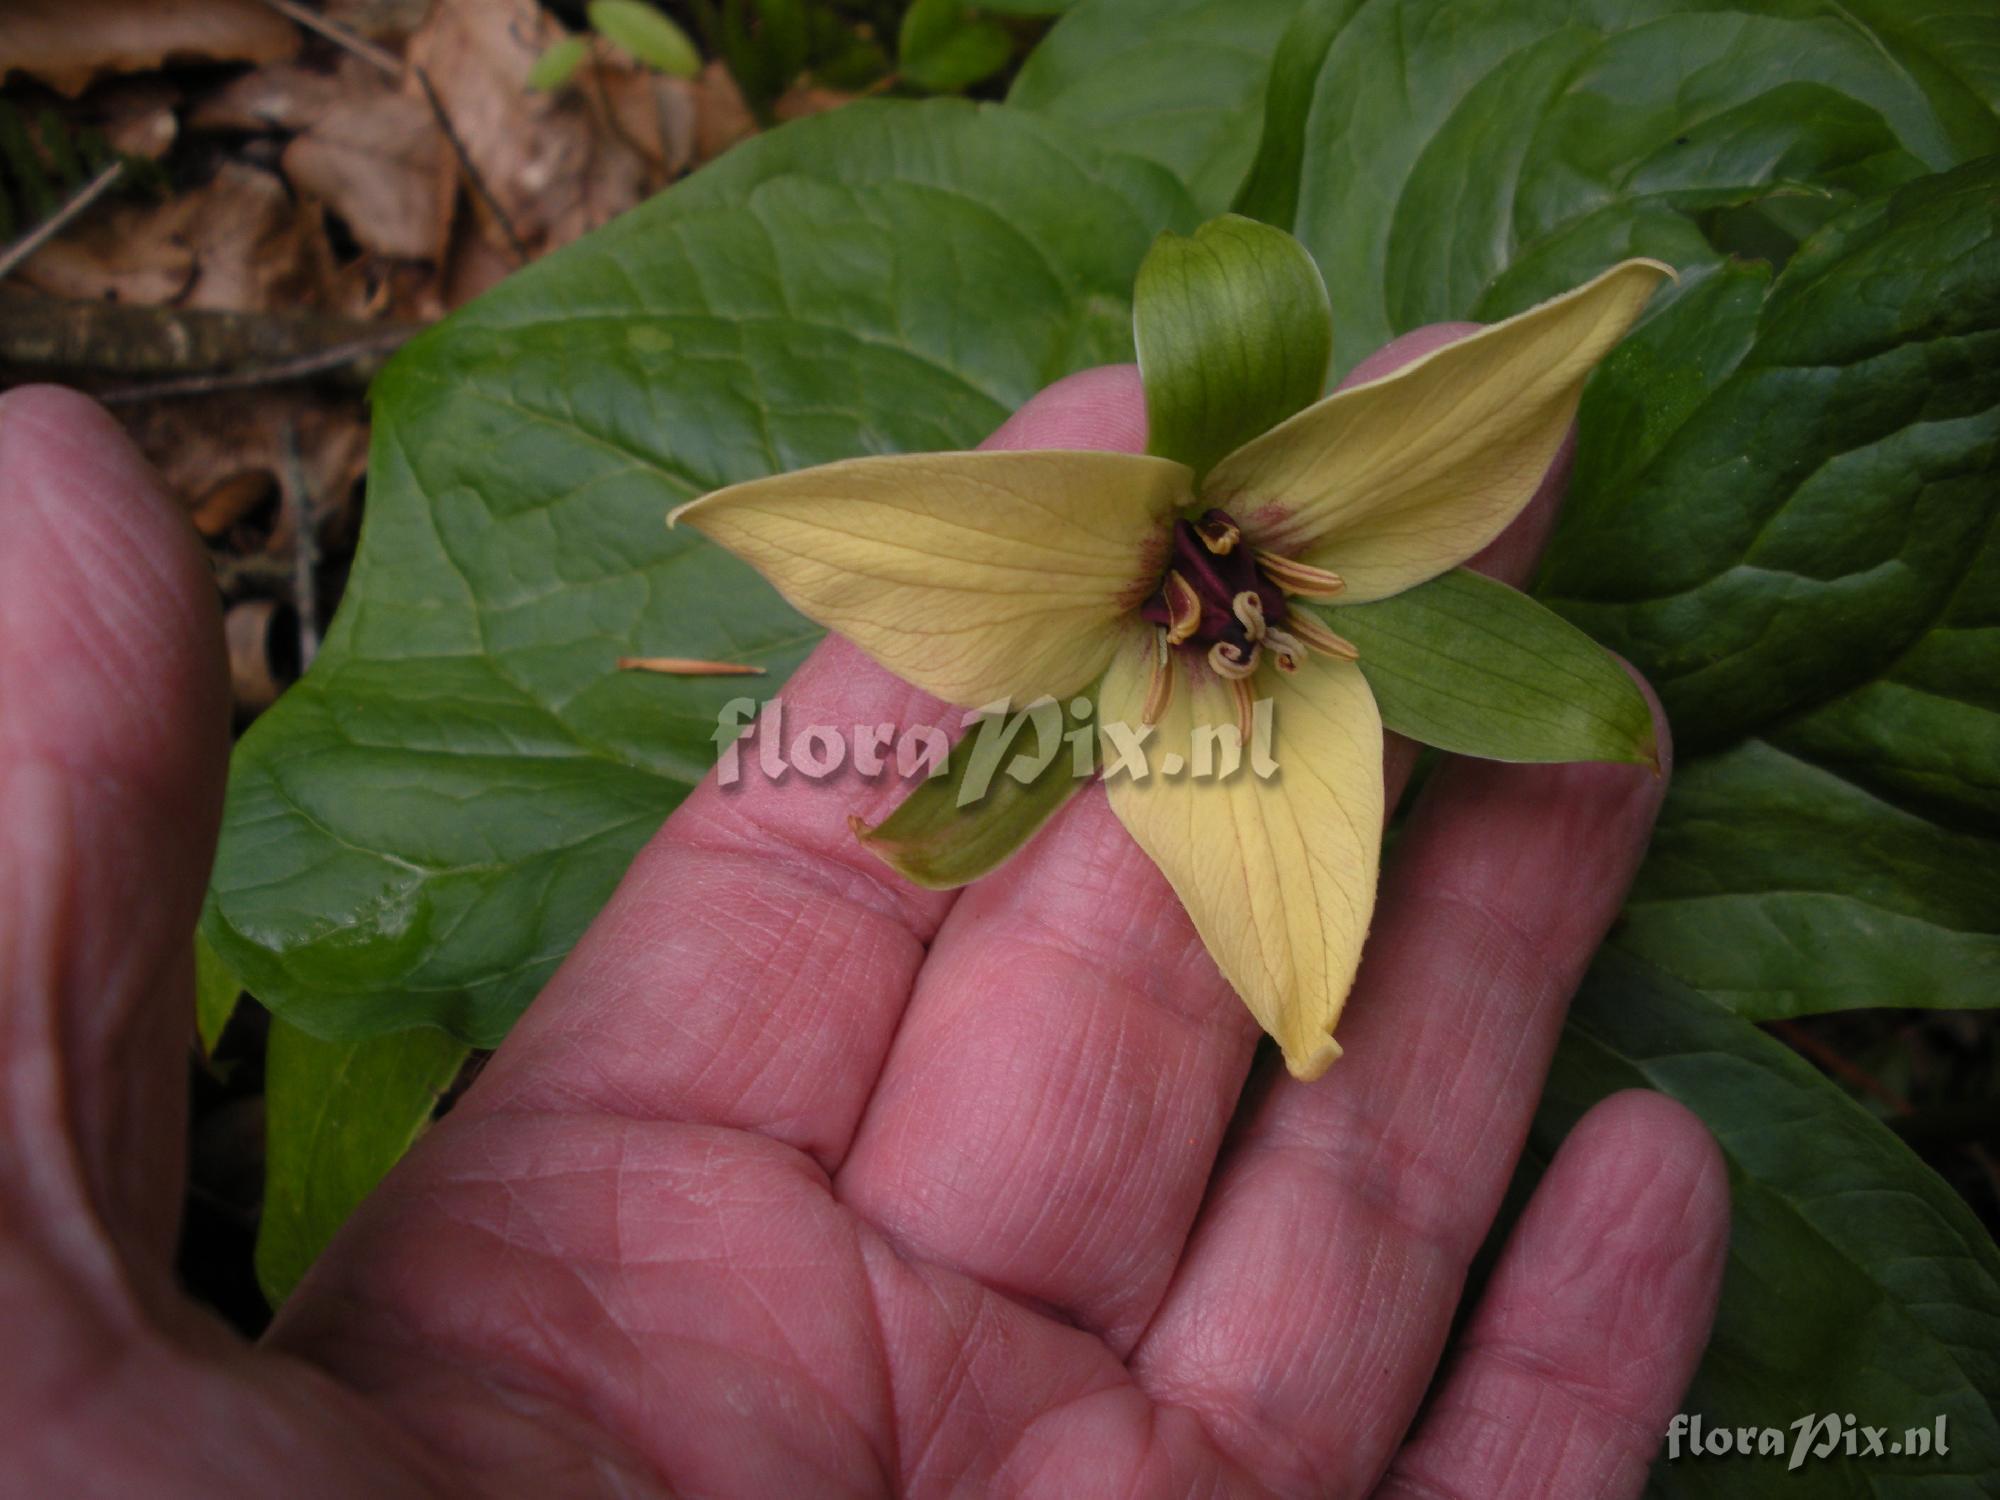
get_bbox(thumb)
[0,386,228,1308]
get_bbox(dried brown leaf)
[0,0,299,98]
[282,88,451,261]
[189,60,351,135]
[405,0,652,255]
[15,162,322,311]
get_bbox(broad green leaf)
[1540,160,2000,754]
[1319,568,1656,766]
[1615,740,2000,1019]
[856,696,1096,889]
[1236,0,2000,375]
[1134,214,1330,481]
[255,1018,467,1306]
[203,101,1195,1044]
[587,0,700,78]
[979,0,1075,12]
[898,0,1013,94]
[1535,955,2000,1495]
[193,928,242,1056]
[1009,0,1305,215]
[527,35,590,92]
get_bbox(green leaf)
[1539,160,2000,754]
[255,1018,467,1306]
[898,0,1013,94]
[855,695,1095,889]
[1615,740,2000,1019]
[1134,214,1330,481]
[1319,568,1656,767]
[1010,0,1304,215]
[979,0,1075,12]
[1526,160,2000,1021]
[587,0,701,78]
[527,35,591,92]
[1536,955,2000,1495]
[193,928,242,1056]
[203,101,1195,1044]
[1236,0,2000,376]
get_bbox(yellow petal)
[1204,259,1672,601]
[1100,634,1383,1079]
[671,451,1192,706]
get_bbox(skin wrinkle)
[0,360,1730,1497]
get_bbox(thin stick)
[256,0,404,78]
[1769,1019,1913,1115]
[96,326,416,403]
[0,160,124,281]
[415,66,529,266]
[618,656,767,677]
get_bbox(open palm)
[1,350,1725,1499]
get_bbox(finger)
[1380,1090,1728,1500]
[462,367,1149,1172]
[1134,685,1672,1495]
[835,329,1573,1351]
[0,387,228,1292]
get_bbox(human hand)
[0,346,1726,1498]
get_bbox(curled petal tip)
[1284,1033,1344,1083]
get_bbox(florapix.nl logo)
[710,694,1281,805]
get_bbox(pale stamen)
[1163,571,1203,645]
[1288,609,1361,661]
[1263,626,1306,673]
[1256,549,1346,600]
[1141,628,1176,725]
[1230,677,1255,742]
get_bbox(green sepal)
[193,927,243,1057]
[1318,568,1657,767]
[1134,213,1331,483]
[255,1018,468,1307]
[587,0,700,77]
[856,694,1097,890]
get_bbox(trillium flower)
[669,227,1668,1081]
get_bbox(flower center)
[1134,508,1357,729]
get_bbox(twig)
[415,66,529,266]
[1769,1019,1913,1115]
[278,418,322,669]
[0,160,125,281]
[1,289,421,380]
[616,656,764,680]
[95,326,418,403]
[255,0,403,78]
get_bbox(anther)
[1141,628,1175,725]
[1264,626,1305,673]
[1163,571,1203,645]
[1288,610,1361,661]
[1230,677,1255,742]
[1256,550,1346,600]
